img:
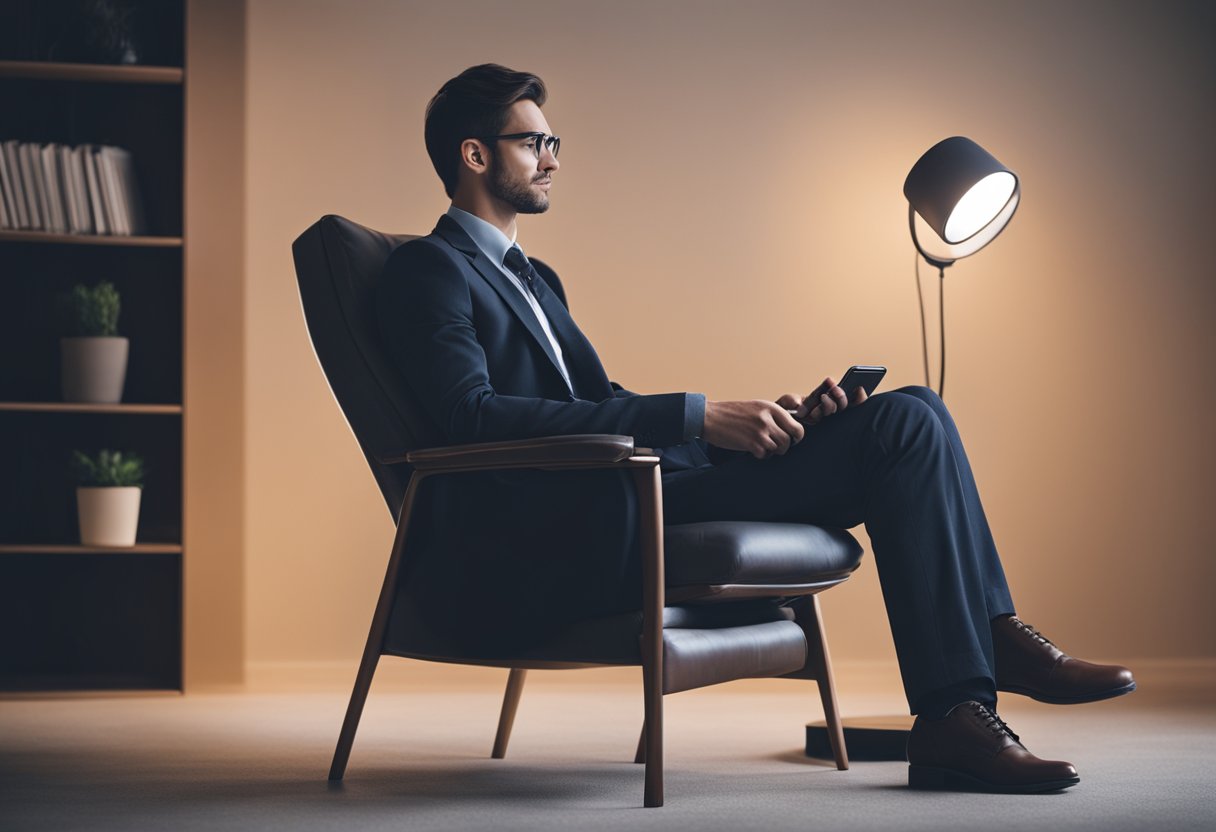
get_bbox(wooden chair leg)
[634,723,646,764]
[491,668,528,759]
[641,658,664,806]
[633,464,665,807]
[329,474,425,782]
[329,647,383,781]
[802,594,849,770]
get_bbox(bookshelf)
[0,0,187,692]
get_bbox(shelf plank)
[0,230,182,247]
[0,543,183,555]
[0,60,183,85]
[0,402,183,415]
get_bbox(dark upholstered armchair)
[292,215,863,807]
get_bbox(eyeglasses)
[478,131,560,160]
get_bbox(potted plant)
[72,449,145,547]
[58,281,129,404]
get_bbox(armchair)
[292,215,863,807]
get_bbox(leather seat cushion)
[387,598,796,666]
[665,521,862,587]
[662,620,807,694]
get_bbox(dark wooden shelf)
[1,2,188,695]
[0,543,183,555]
[0,230,182,247]
[0,60,183,85]
[0,402,182,415]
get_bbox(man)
[376,63,1135,794]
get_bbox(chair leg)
[329,648,383,781]
[642,659,664,806]
[329,474,425,782]
[634,723,646,764]
[491,668,528,759]
[801,594,849,771]
[632,463,666,807]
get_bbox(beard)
[488,159,550,214]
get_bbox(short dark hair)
[424,64,548,198]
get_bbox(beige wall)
[242,0,1216,675]
[185,0,246,687]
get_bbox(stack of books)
[0,141,148,236]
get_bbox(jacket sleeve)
[376,239,703,448]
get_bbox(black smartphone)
[807,365,887,409]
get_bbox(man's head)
[424,64,559,214]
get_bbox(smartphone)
[807,365,887,410]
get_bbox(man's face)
[485,99,559,214]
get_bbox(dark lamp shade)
[904,136,1019,266]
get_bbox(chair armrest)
[402,434,638,472]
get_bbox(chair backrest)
[292,214,442,518]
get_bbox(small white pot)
[77,486,142,547]
[61,336,129,403]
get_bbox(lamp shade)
[903,136,1019,267]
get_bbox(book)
[109,146,147,235]
[96,145,127,235]
[2,142,29,229]
[18,143,43,230]
[82,145,110,235]
[0,143,19,229]
[41,143,68,234]
[67,145,94,234]
[60,144,81,233]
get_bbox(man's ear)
[460,139,488,174]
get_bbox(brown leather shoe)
[907,701,1080,793]
[993,615,1136,704]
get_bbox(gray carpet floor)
[2,673,1213,832]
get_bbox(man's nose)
[539,145,559,173]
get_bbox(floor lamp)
[806,136,1020,762]
[904,136,1020,399]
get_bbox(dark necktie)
[502,246,546,299]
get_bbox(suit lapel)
[434,216,569,385]
[531,282,613,399]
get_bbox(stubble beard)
[488,159,550,214]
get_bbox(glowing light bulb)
[944,171,1017,243]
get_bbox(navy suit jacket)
[374,215,704,652]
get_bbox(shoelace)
[970,702,1021,743]
[1011,616,1056,648]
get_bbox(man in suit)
[377,63,1135,794]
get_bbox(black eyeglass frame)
[477,131,561,160]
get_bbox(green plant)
[72,449,145,488]
[57,281,121,337]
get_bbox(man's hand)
[777,376,869,427]
[703,400,806,459]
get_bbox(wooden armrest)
[403,434,637,472]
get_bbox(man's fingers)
[806,399,825,425]
[753,434,778,459]
[772,430,791,455]
[773,406,806,444]
[829,384,848,410]
[853,386,869,404]
[776,392,802,410]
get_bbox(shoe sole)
[997,680,1137,705]
[908,764,1080,794]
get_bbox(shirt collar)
[445,205,519,267]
